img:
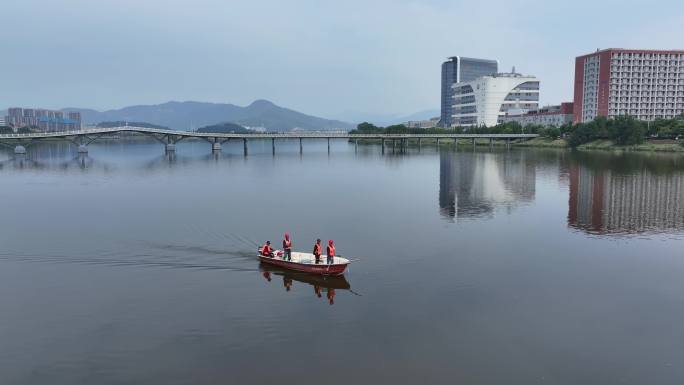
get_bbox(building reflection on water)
[568,164,684,234]
[439,150,535,221]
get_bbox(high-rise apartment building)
[441,57,498,127]
[451,72,540,127]
[5,107,82,131]
[573,48,684,123]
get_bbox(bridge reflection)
[0,153,112,171]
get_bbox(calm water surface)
[1,139,684,385]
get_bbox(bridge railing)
[0,126,540,139]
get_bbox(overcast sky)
[2,0,683,119]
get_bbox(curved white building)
[441,56,499,127]
[451,72,540,127]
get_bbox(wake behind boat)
[258,250,350,276]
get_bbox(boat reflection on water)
[259,263,352,305]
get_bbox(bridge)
[0,126,539,155]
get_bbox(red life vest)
[262,244,272,256]
[326,245,335,257]
[313,243,322,256]
[283,239,292,250]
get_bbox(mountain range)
[3,102,440,131]
[62,100,353,131]
[331,109,440,127]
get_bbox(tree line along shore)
[350,116,684,153]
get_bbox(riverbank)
[353,137,684,153]
[455,137,684,153]
[513,138,684,153]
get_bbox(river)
[1,139,683,385]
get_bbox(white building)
[0,117,6,126]
[503,103,574,127]
[451,72,540,127]
[405,117,440,128]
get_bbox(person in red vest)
[261,241,273,257]
[312,238,322,264]
[262,271,272,282]
[326,240,336,265]
[282,233,292,261]
[327,288,336,305]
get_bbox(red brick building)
[573,49,684,123]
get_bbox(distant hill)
[196,122,252,134]
[333,109,440,127]
[96,121,169,129]
[374,109,440,127]
[63,100,352,131]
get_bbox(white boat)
[258,250,350,276]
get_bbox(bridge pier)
[327,138,330,154]
[472,138,476,146]
[272,138,275,155]
[506,138,511,148]
[210,137,222,152]
[78,144,88,154]
[153,133,184,154]
[243,138,248,156]
[436,138,440,149]
[78,154,88,169]
[299,138,303,154]
[354,139,358,153]
[381,139,385,154]
[14,145,26,155]
[490,138,494,147]
[418,138,421,151]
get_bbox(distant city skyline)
[2,0,684,119]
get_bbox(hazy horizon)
[2,0,683,118]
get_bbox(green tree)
[568,123,595,147]
[591,116,610,139]
[673,120,684,138]
[351,122,382,134]
[648,118,666,137]
[525,124,544,135]
[545,126,561,139]
[610,115,646,145]
[559,122,574,137]
[501,122,523,134]
[384,124,408,134]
